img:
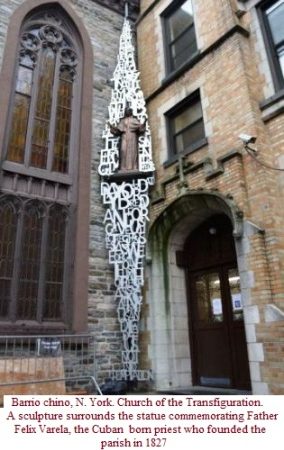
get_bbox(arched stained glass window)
[6,13,78,174]
[0,2,92,332]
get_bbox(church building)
[0,0,283,396]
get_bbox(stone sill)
[163,138,208,169]
[260,89,284,122]
[264,304,284,323]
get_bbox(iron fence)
[0,333,102,395]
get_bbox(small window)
[259,0,284,90]
[163,0,197,73]
[166,92,205,159]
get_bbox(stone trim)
[260,89,284,121]
[264,304,284,322]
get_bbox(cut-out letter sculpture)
[99,17,155,381]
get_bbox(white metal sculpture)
[98,15,154,381]
[99,18,154,176]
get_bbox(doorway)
[184,214,251,390]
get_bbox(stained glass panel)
[43,207,66,319]
[7,60,34,163]
[53,69,73,173]
[16,206,43,320]
[30,47,55,169]
[16,65,33,95]
[20,53,35,68]
[0,203,17,318]
[30,118,50,168]
[6,93,30,163]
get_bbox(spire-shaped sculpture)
[99,18,154,176]
[98,15,154,382]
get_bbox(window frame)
[162,0,198,75]
[165,91,206,163]
[258,0,284,92]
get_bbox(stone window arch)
[0,0,93,333]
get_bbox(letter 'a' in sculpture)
[98,12,155,382]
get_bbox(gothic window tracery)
[6,13,78,175]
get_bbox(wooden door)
[183,215,251,390]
